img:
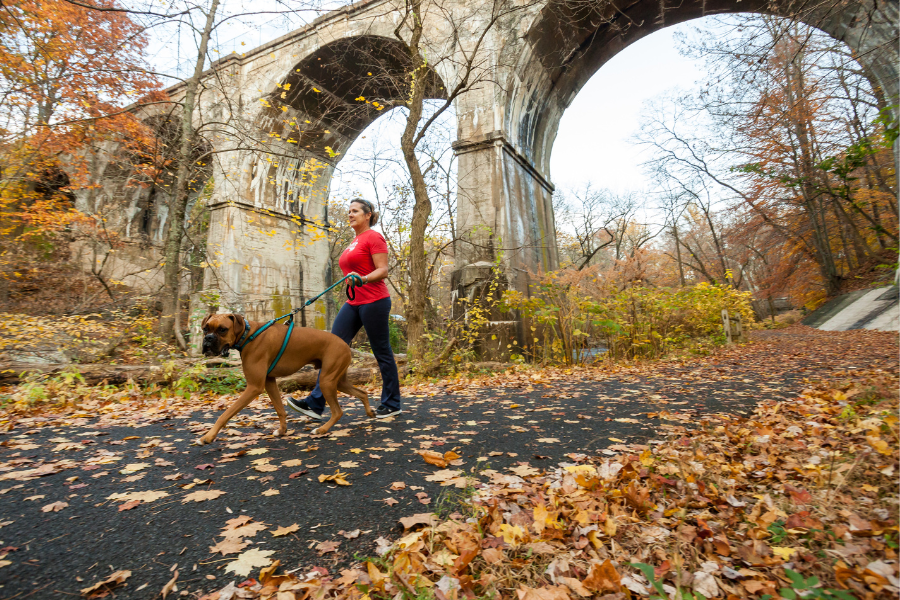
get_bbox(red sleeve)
[368,231,388,255]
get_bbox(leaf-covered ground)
[0,325,896,599]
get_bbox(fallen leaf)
[209,538,249,555]
[119,463,151,474]
[771,547,800,561]
[424,469,463,482]
[582,559,621,593]
[182,490,226,503]
[316,540,340,554]
[107,491,170,503]
[80,570,132,596]
[261,489,279,496]
[41,501,68,513]
[222,522,268,540]
[270,524,300,537]
[517,585,572,600]
[161,570,178,599]
[318,470,350,486]
[399,513,438,530]
[224,548,275,577]
[692,571,719,598]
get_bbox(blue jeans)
[305,296,401,412]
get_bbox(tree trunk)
[785,47,841,296]
[159,0,220,339]
[673,225,686,286]
[398,2,430,362]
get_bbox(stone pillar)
[451,129,559,359]
[199,145,335,327]
[453,130,558,279]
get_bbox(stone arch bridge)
[90,0,898,353]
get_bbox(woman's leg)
[302,302,363,413]
[359,297,402,410]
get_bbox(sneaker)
[284,396,324,421]
[375,405,402,418]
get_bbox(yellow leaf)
[499,523,524,546]
[533,504,548,534]
[771,547,800,560]
[603,515,617,536]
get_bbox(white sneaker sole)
[375,409,402,419]
[285,399,324,421]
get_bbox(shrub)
[501,271,755,364]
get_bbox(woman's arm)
[351,252,388,284]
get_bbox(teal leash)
[232,274,366,375]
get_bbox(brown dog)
[196,313,374,444]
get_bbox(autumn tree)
[554,185,644,271]
[0,0,161,303]
[638,15,897,304]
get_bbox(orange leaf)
[581,559,621,593]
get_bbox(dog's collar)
[232,317,253,352]
[233,316,279,354]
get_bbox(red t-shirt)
[338,229,391,306]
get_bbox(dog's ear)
[201,313,212,330]
[228,314,246,339]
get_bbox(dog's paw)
[192,437,208,446]
[273,428,286,438]
[366,411,376,419]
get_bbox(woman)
[285,198,402,419]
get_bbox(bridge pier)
[192,145,336,340]
[451,130,559,359]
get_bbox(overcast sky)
[550,26,703,195]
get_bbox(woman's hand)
[346,272,366,287]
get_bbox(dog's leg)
[264,377,288,438]
[338,376,374,418]
[197,383,263,445]
[313,380,343,435]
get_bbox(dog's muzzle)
[202,333,228,357]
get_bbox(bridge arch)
[508,0,898,177]
[201,31,447,325]
[260,34,446,160]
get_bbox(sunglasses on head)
[352,199,373,211]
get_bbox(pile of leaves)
[197,369,898,600]
[0,305,176,365]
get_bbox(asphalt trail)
[0,328,893,599]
